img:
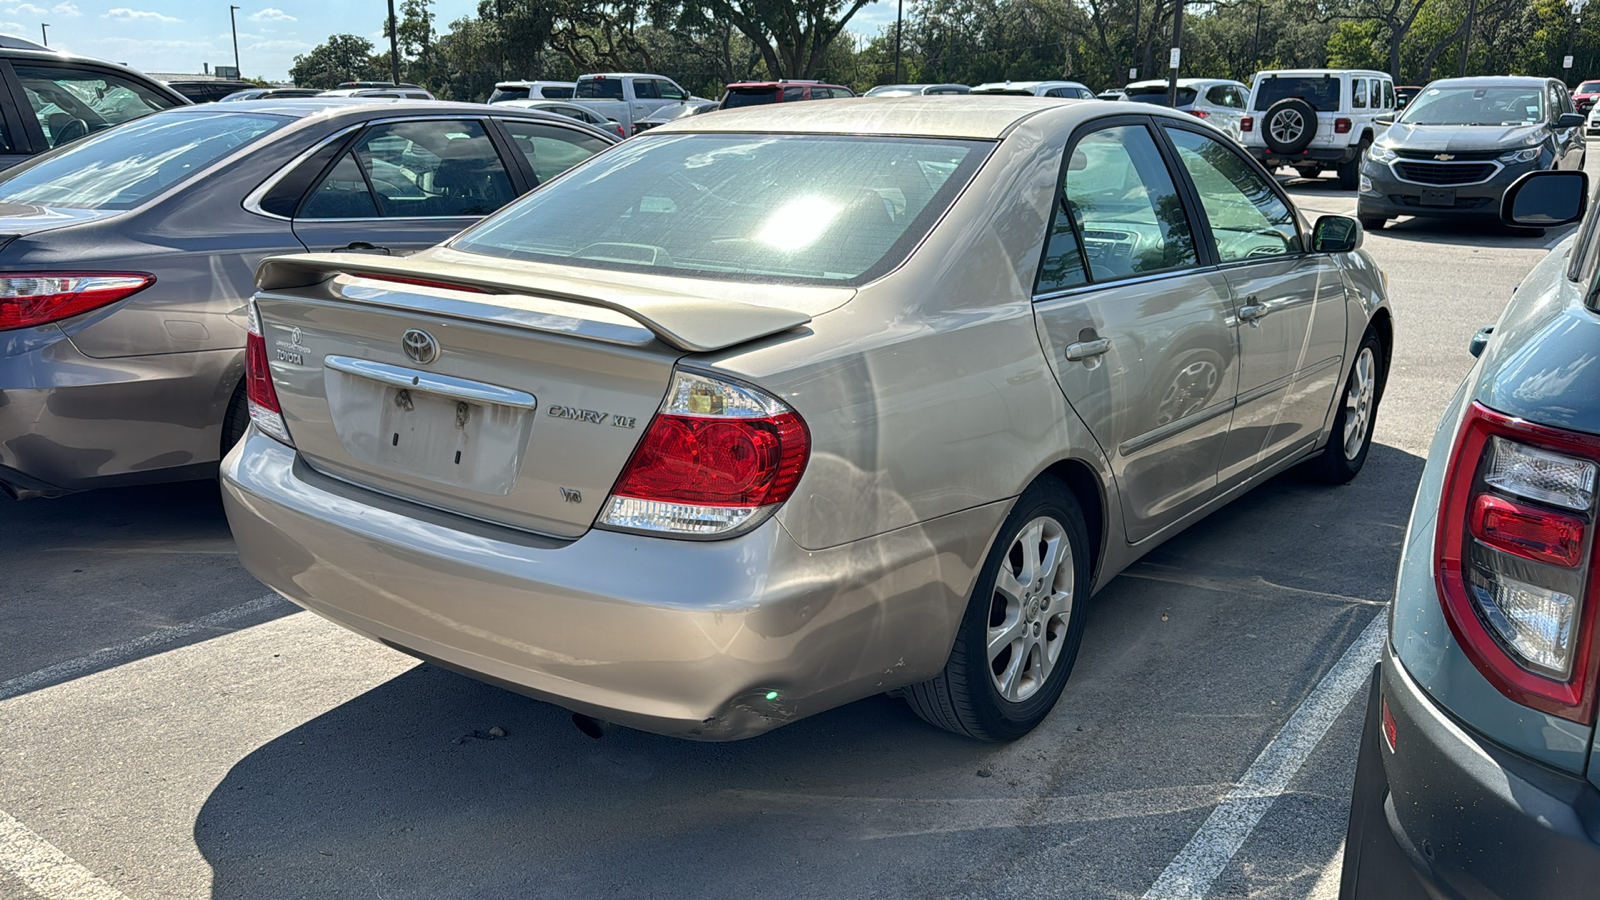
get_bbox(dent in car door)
[290,118,520,254]
[1161,124,1346,486]
[1032,120,1240,543]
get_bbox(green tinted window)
[499,120,611,184]
[1166,127,1301,262]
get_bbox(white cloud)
[102,7,181,23]
[4,3,47,16]
[0,20,26,34]
[248,7,294,22]
[51,2,80,16]
[247,38,308,52]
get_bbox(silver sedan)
[223,97,1393,741]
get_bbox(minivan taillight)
[599,370,809,538]
[0,272,154,331]
[244,299,294,447]
[1436,402,1600,722]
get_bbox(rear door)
[1032,116,1240,543]
[291,117,526,255]
[1161,122,1346,486]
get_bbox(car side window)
[299,152,379,218]
[658,81,687,101]
[1353,79,1369,109]
[13,64,174,148]
[303,120,515,218]
[1165,126,1301,262]
[1039,123,1198,288]
[1382,82,1394,110]
[634,80,660,100]
[499,120,612,184]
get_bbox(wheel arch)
[1368,306,1394,399]
[1039,458,1107,587]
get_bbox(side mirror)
[1559,113,1586,129]
[1501,169,1589,227]
[1375,116,1394,127]
[1469,326,1494,359]
[1312,215,1364,253]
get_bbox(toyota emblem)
[402,329,439,365]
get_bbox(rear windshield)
[722,88,778,108]
[1400,86,1545,126]
[541,86,575,99]
[1253,76,1341,111]
[0,111,286,209]
[453,132,989,286]
[1125,87,1199,107]
[1579,82,1600,93]
[575,79,623,100]
[489,87,529,103]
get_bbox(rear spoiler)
[255,252,813,354]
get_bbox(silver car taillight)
[1437,403,1600,722]
[597,370,809,538]
[245,299,294,447]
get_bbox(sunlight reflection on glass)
[755,196,841,250]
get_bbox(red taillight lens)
[599,371,810,537]
[0,272,154,331]
[1471,494,1586,567]
[243,300,294,446]
[1380,696,1397,752]
[1436,402,1600,722]
[1335,117,1352,133]
[1241,116,1253,132]
[1188,109,1210,119]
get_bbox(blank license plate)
[1420,188,1456,207]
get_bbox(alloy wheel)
[1343,346,1377,460]
[1270,110,1304,144]
[987,516,1075,703]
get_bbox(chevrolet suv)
[1242,68,1395,189]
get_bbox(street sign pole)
[1167,0,1184,108]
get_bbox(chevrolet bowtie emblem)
[1434,153,1455,161]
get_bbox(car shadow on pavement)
[192,443,1426,900]
[1368,216,1575,248]
[0,478,289,690]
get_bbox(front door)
[1033,119,1240,543]
[1162,123,1347,488]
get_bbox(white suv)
[1242,69,1395,189]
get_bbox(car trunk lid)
[252,251,827,537]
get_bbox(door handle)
[1065,338,1110,361]
[333,241,392,256]
[1237,295,1267,326]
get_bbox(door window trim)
[1030,114,1214,300]
[1156,117,1312,268]
[0,60,33,154]
[243,123,363,220]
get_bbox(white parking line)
[0,809,130,900]
[1141,612,1384,900]
[0,593,288,703]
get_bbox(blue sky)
[0,1,901,82]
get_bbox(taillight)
[598,370,809,538]
[1436,402,1600,721]
[1188,109,1210,119]
[1335,117,1352,133]
[1241,116,1253,132]
[0,272,154,331]
[1380,696,1397,752]
[244,300,294,447]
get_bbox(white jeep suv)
[1242,69,1396,189]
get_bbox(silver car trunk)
[251,252,820,537]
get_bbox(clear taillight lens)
[244,300,294,447]
[598,370,809,538]
[1436,403,1600,720]
[0,272,154,331]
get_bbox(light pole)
[1166,0,1184,108]
[387,0,400,85]
[228,5,240,76]
[39,23,47,47]
[1458,0,1476,77]
[894,0,903,84]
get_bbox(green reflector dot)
[765,691,779,701]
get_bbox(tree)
[290,34,384,88]
[658,0,879,79]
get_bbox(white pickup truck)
[571,73,707,135]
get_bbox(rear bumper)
[1251,146,1359,167]
[1340,646,1600,899]
[0,325,240,492]
[220,430,1004,740]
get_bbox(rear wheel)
[221,382,249,456]
[902,478,1091,741]
[1357,213,1387,230]
[1337,140,1367,190]
[1306,328,1384,484]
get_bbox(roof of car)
[157,97,589,123]
[0,45,189,101]
[1125,78,1244,89]
[1422,75,1555,88]
[494,80,575,88]
[726,81,847,89]
[971,80,1089,91]
[1254,69,1390,78]
[654,95,1100,139]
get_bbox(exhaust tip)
[571,713,614,740]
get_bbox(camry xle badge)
[1434,153,1455,161]
[402,329,438,365]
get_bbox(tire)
[221,382,250,456]
[1337,140,1367,190]
[1305,328,1385,484]
[902,478,1091,741]
[1262,97,1318,154]
[1357,214,1386,230]
[1293,166,1322,180]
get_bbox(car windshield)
[1579,81,1600,93]
[0,111,286,209]
[1400,86,1544,126]
[1253,76,1341,111]
[489,86,529,103]
[1124,87,1199,107]
[453,132,988,286]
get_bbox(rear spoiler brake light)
[254,253,815,354]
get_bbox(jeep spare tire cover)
[1263,97,1317,154]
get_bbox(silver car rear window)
[453,132,989,286]
[0,111,288,210]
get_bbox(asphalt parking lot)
[1,152,1591,900]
